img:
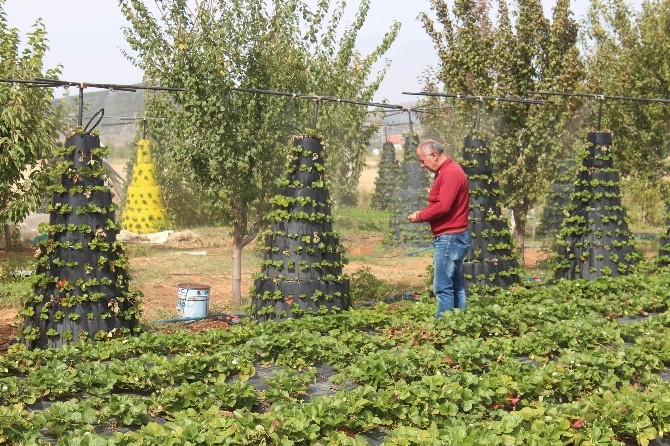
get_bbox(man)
[408,139,470,318]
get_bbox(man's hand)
[407,211,420,223]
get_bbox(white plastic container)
[177,283,210,318]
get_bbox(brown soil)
[0,244,547,351]
[0,309,19,353]
[129,234,253,322]
[185,318,232,332]
[0,323,17,353]
[524,247,550,268]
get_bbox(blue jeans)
[433,231,471,318]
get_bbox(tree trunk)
[231,223,258,306]
[2,195,10,251]
[3,223,11,252]
[512,210,527,266]
[231,237,243,306]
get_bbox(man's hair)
[417,139,446,156]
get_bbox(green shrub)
[346,267,394,304]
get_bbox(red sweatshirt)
[416,158,470,235]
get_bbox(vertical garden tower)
[372,141,400,211]
[122,139,169,233]
[387,133,433,246]
[22,133,141,349]
[460,134,521,294]
[553,132,641,279]
[250,135,350,321]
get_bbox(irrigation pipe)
[382,247,434,258]
[152,313,245,324]
[353,291,423,308]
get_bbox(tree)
[420,0,495,138]
[493,0,584,259]
[119,0,398,304]
[420,0,583,262]
[0,3,61,250]
[585,0,670,225]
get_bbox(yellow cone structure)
[122,139,169,233]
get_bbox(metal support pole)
[230,87,404,131]
[403,91,547,131]
[0,77,183,133]
[475,100,483,130]
[597,97,604,132]
[530,91,670,131]
[313,98,321,129]
[78,84,84,128]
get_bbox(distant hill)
[57,87,145,150]
[55,91,420,152]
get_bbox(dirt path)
[0,245,545,351]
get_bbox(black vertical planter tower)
[250,136,350,322]
[554,132,641,279]
[22,134,141,349]
[387,133,433,246]
[460,135,521,295]
[538,159,576,237]
[372,141,400,211]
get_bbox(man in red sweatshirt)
[408,139,470,318]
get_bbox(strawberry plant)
[2,271,670,443]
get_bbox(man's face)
[416,148,440,173]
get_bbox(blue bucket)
[177,283,210,318]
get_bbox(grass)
[0,279,32,311]
[125,232,260,290]
[332,205,390,236]
[0,249,36,311]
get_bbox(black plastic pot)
[463,134,488,148]
[583,132,614,169]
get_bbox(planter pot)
[586,131,613,146]
[463,134,488,148]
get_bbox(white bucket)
[177,283,210,318]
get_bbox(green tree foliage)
[0,3,61,250]
[118,0,398,303]
[419,0,495,143]
[300,0,399,205]
[585,0,670,225]
[419,0,583,261]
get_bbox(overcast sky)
[3,0,640,104]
